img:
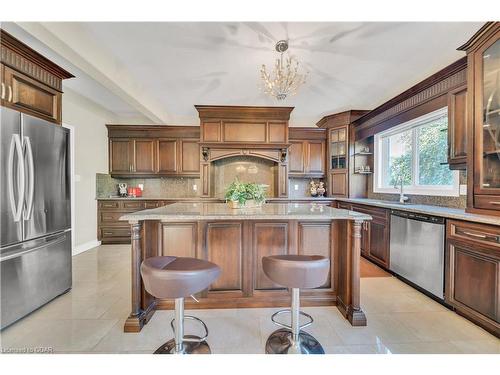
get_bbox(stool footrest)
[271,309,314,330]
[170,315,209,343]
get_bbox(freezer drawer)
[0,230,72,329]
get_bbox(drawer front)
[122,201,145,210]
[448,220,500,249]
[99,211,127,224]
[101,226,131,238]
[144,201,161,209]
[336,202,351,210]
[474,195,500,211]
[350,204,389,223]
[98,201,120,209]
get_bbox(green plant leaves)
[224,179,267,205]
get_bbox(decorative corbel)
[280,148,287,163]
[202,147,210,162]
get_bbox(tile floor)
[0,245,498,354]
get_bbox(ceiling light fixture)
[260,40,308,101]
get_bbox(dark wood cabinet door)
[133,139,157,173]
[288,141,305,174]
[447,242,499,326]
[298,222,332,288]
[206,222,243,291]
[157,139,177,174]
[3,65,61,124]
[109,138,133,174]
[360,222,370,257]
[180,139,200,174]
[330,171,347,197]
[254,223,288,290]
[307,140,325,175]
[368,221,389,267]
[448,85,467,169]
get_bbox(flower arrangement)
[224,179,267,208]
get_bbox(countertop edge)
[335,198,500,227]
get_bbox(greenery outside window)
[374,107,459,196]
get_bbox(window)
[374,107,459,196]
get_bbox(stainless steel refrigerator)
[1,107,72,329]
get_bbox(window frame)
[373,107,460,197]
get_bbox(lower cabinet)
[98,200,172,244]
[345,202,390,269]
[445,220,500,337]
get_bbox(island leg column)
[347,220,367,326]
[124,221,145,332]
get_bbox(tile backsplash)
[366,170,467,209]
[96,173,322,200]
[96,173,200,198]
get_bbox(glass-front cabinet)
[480,38,500,190]
[330,127,347,170]
[460,22,500,215]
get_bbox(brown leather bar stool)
[262,254,330,354]
[141,256,220,354]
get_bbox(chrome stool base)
[265,328,325,354]
[154,335,211,354]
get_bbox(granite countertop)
[336,198,500,226]
[120,202,371,222]
[97,196,336,201]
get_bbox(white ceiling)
[7,22,484,126]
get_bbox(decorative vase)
[317,182,326,197]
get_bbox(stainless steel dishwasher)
[389,210,445,299]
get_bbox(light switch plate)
[459,184,467,195]
[294,184,299,191]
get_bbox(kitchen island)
[121,202,371,332]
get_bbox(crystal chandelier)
[260,40,308,101]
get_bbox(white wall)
[62,88,119,252]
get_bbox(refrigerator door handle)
[7,134,25,222]
[0,234,67,263]
[23,136,35,220]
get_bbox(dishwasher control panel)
[390,209,445,224]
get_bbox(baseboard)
[72,239,101,256]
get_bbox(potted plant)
[224,179,267,209]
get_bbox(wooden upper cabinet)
[201,121,288,144]
[268,122,287,143]
[288,128,327,177]
[307,140,325,174]
[288,139,326,176]
[109,138,133,174]
[196,105,292,145]
[288,141,306,174]
[107,127,201,177]
[157,139,177,173]
[2,65,62,123]
[0,29,73,124]
[133,139,157,174]
[459,22,500,216]
[448,85,468,169]
[179,139,200,175]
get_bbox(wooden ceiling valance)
[353,57,467,140]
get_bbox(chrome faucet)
[394,176,409,204]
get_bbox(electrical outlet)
[193,184,198,191]
[459,184,467,195]
[294,184,299,191]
